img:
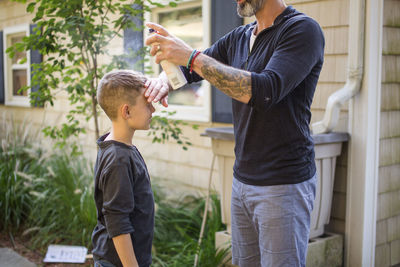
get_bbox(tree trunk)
[92,94,99,141]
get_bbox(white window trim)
[3,24,31,107]
[144,0,211,122]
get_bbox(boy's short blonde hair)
[97,70,147,120]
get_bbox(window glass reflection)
[12,69,28,96]
[11,35,26,64]
[158,6,204,106]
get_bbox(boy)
[92,70,156,267]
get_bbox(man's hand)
[145,76,169,107]
[145,22,193,67]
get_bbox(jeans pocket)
[304,192,315,213]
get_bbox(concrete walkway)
[0,248,36,267]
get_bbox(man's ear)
[121,104,131,119]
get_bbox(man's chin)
[237,5,255,17]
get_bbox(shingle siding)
[377,1,400,265]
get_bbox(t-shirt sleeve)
[99,164,135,238]
[249,18,325,110]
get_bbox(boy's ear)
[121,104,131,119]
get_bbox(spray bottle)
[149,28,187,89]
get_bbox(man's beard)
[237,0,267,17]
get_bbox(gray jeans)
[231,174,317,267]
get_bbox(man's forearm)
[192,53,252,103]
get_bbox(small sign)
[43,244,87,263]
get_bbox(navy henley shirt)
[183,6,325,185]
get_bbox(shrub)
[0,115,42,232]
[0,115,96,248]
[25,151,96,248]
[152,186,230,267]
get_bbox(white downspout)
[312,0,365,134]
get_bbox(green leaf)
[18,57,27,64]
[148,0,164,8]
[26,2,36,13]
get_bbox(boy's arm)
[112,233,139,267]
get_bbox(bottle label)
[171,77,180,88]
[160,60,187,89]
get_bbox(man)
[145,0,324,266]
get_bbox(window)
[148,0,211,122]
[3,24,31,106]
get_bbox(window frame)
[3,24,31,107]
[145,0,211,122]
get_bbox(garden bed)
[0,231,93,267]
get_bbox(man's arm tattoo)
[200,57,252,100]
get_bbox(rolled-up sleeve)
[99,164,135,238]
[249,19,325,110]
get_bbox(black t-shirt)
[182,6,325,185]
[91,133,154,267]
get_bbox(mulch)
[0,232,93,267]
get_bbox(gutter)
[312,0,366,134]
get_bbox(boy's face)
[126,88,155,130]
